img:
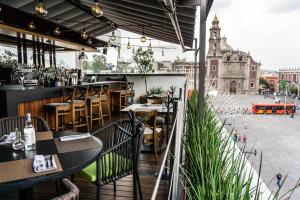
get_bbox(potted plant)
[133,47,154,95]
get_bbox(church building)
[206,15,260,94]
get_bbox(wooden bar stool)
[67,85,90,132]
[111,82,127,111]
[101,84,111,122]
[44,87,74,132]
[86,84,104,131]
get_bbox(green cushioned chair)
[80,152,131,182]
[77,119,143,200]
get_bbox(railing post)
[171,101,184,200]
[169,101,178,194]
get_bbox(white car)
[275,97,281,103]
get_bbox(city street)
[224,94,300,199]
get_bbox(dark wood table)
[0,132,103,199]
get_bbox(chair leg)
[55,180,60,196]
[153,133,158,162]
[85,105,90,133]
[96,184,100,200]
[136,172,143,200]
[113,181,116,193]
[90,103,93,132]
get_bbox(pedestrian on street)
[244,122,247,129]
[276,173,282,187]
[232,129,238,142]
[242,135,247,143]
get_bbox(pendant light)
[81,23,88,39]
[28,21,35,30]
[161,48,165,56]
[127,38,131,49]
[132,46,135,54]
[148,41,152,51]
[107,40,112,47]
[87,38,93,45]
[54,26,61,35]
[35,0,48,16]
[54,19,61,36]
[110,30,116,42]
[91,0,103,17]
[140,26,147,43]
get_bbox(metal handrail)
[151,112,178,200]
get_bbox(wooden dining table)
[0,131,103,200]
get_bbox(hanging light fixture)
[54,26,61,35]
[87,38,93,44]
[148,41,152,51]
[81,23,88,39]
[110,30,116,42]
[91,0,103,17]
[132,46,135,53]
[140,26,147,43]
[28,21,35,30]
[127,38,131,49]
[161,48,165,56]
[107,40,112,47]
[35,0,48,16]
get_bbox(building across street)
[206,15,261,94]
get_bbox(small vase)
[12,128,25,150]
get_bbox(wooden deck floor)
[0,114,169,200]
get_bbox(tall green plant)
[133,47,154,94]
[184,92,298,200]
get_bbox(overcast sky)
[107,0,300,71]
[205,0,300,70]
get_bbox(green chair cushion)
[80,152,131,183]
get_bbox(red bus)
[252,103,296,114]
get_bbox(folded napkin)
[0,132,16,144]
[33,155,57,173]
[59,133,91,142]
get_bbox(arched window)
[227,56,230,61]
[239,56,243,61]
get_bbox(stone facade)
[206,16,260,94]
[278,68,300,85]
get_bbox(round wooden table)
[0,132,103,199]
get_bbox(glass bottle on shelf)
[24,113,36,150]
[12,128,25,150]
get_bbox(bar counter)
[0,81,122,118]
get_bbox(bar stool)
[111,82,127,111]
[86,84,104,130]
[44,87,74,132]
[67,85,90,132]
[101,85,111,122]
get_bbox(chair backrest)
[90,84,102,97]
[147,97,163,104]
[76,85,89,99]
[101,84,110,97]
[0,116,50,137]
[135,110,158,132]
[63,87,76,102]
[91,119,144,185]
[51,178,79,200]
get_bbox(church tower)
[208,15,221,57]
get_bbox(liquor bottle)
[24,113,36,150]
[12,128,25,150]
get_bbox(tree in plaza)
[259,77,270,89]
[91,54,107,71]
[133,47,154,93]
[279,80,287,92]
